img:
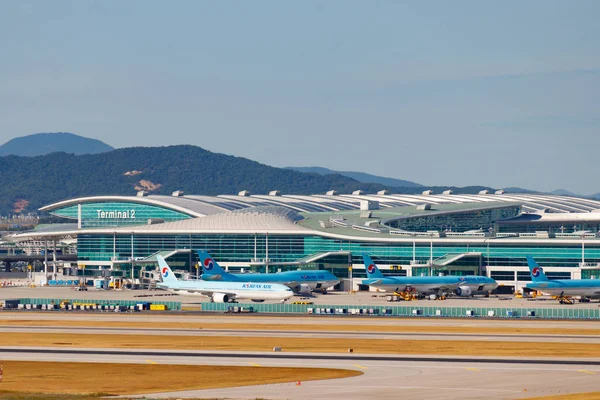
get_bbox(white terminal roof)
[40,193,600,216]
[9,192,600,243]
[112,207,309,234]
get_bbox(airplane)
[197,250,340,294]
[155,255,294,303]
[361,254,498,298]
[525,256,600,303]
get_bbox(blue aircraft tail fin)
[526,256,549,282]
[362,254,384,279]
[157,255,178,285]
[197,250,235,279]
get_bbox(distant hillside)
[0,132,114,156]
[0,145,496,215]
[503,187,597,198]
[286,166,422,187]
[502,187,540,194]
[549,189,581,197]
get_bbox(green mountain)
[0,132,114,157]
[286,166,422,187]
[0,145,495,215]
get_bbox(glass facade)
[51,202,192,228]
[497,222,600,234]
[491,271,515,281]
[582,269,600,279]
[384,206,521,233]
[77,233,600,278]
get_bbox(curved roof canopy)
[40,193,600,216]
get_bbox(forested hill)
[0,145,494,215]
[286,166,422,187]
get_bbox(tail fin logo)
[367,264,376,274]
[204,258,215,271]
[532,267,541,278]
[161,267,169,277]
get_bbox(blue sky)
[1,1,599,193]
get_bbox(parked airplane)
[156,255,293,303]
[361,254,498,297]
[525,256,600,303]
[197,250,340,293]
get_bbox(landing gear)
[578,297,591,303]
[427,293,446,301]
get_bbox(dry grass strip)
[524,393,600,400]
[3,332,600,357]
[0,361,361,395]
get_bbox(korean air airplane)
[362,254,498,297]
[197,250,340,293]
[156,255,293,303]
[526,256,600,302]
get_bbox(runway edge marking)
[4,348,600,367]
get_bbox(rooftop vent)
[479,190,490,195]
[326,190,339,196]
[416,203,432,211]
[238,190,251,197]
[269,190,281,196]
[377,190,389,195]
[171,190,184,197]
[360,200,379,211]
[136,190,148,197]
[442,190,453,195]
[495,189,505,195]
[352,190,365,195]
[422,190,433,195]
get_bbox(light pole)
[582,234,586,266]
[429,234,434,276]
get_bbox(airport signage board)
[96,210,137,219]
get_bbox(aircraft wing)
[202,274,223,281]
[284,281,299,288]
[431,284,459,293]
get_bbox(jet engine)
[455,286,473,297]
[294,283,312,294]
[212,293,229,303]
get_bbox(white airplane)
[197,250,340,294]
[156,255,293,303]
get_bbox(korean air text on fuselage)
[241,283,273,290]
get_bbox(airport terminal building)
[11,190,600,291]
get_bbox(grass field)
[2,332,600,357]
[0,361,361,396]
[2,317,600,336]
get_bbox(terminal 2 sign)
[96,210,137,219]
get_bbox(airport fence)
[13,298,182,310]
[200,302,600,319]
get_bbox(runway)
[2,347,600,400]
[2,312,600,399]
